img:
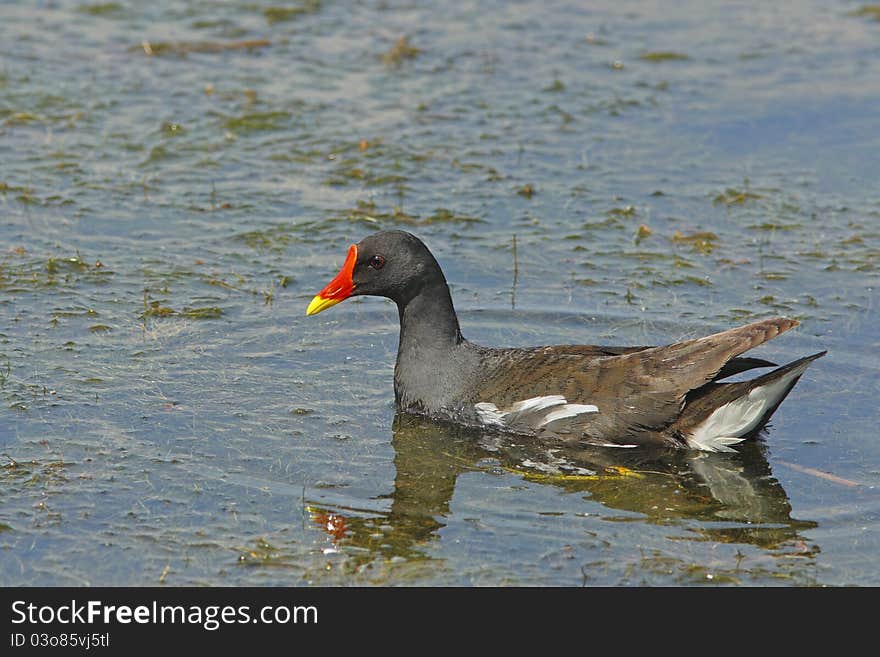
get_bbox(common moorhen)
[307,230,825,451]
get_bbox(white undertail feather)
[509,395,568,414]
[475,395,598,429]
[686,361,811,452]
[475,402,506,426]
[543,404,601,424]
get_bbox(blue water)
[1,0,878,586]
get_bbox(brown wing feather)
[472,318,799,445]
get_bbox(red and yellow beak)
[306,244,357,315]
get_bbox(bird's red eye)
[369,255,386,270]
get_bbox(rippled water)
[1,0,878,586]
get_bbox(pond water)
[1,0,878,586]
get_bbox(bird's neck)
[397,279,463,352]
[394,280,469,413]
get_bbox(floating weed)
[423,208,483,225]
[543,79,566,92]
[667,275,712,287]
[3,112,40,126]
[137,39,271,56]
[451,159,503,181]
[202,276,241,291]
[324,164,408,188]
[638,51,690,62]
[0,251,111,292]
[582,215,626,230]
[713,188,764,206]
[759,271,789,281]
[180,307,223,320]
[52,307,98,319]
[46,253,90,275]
[598,96,641,116]
[78,2,124,16]
[722,308,758,321]
[849,5,880,20]
[141,300,176,319]
[332,200,479,227]
[264,1,321,24]
[517,184,535,199]
[636,80,670,92]
[162,122,184,136]
[382,36,420,67]
[607,205,637,218]
[756,295,794,312]
[634,224,653,244]
[140,289,224,321]
[233,223,312,251]
[671,230,719,254]
[748,221,799,231]
[236,538,299,569]
[1,457,70,484]
[223,111,291,133]
[673,254,695,269]
[268,147,326,164]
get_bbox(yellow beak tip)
[306,295,340,316]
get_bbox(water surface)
[1,0,878,586]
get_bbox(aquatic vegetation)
[139,298,224,320]
[382,36,421,67]
[0,252,112,292]
[327,200,481,228]
[264,1,322,24]
[517,183,536,199]
[713,188,764,206]
[607,205,637,218]
[638,51,690,62]
[77,2,124,16]
[635,224,653,244]
[671,230,719,254]
[1,0,875,590]
[223,111,291,133]
[136,39,271,56]
[849,5,880,21]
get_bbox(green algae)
[180,306,224,320]
[137,39,270,57]
[223,111,291,133]
[671,230,719,254]
[638,51,690,62]
[849,5,880,20]
[78,2,124,16]
[140,299,223,320]
[328,200,481,228]
[0,252,112,292]
[382,36,420,67]
[264,1,321,24]
[517,184,536,199]
[607,205,637,218]
[713,188,764,206]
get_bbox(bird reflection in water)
[306,414,818,575]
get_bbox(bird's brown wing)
[471,318,799,445]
